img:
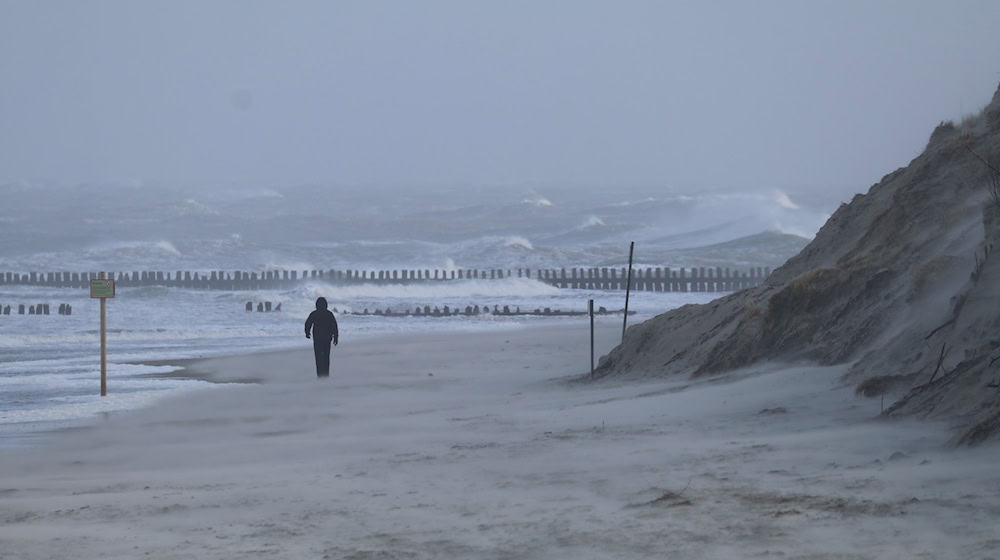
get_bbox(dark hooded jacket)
[305,297,339,343]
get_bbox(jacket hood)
[315,297,328,311]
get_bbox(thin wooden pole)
[100,271,107,397]
[589,299,595,379]
[622,241,634,343]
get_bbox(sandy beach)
[1,321,999,559]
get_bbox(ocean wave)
[175,198,220,216]
[521,196,553,207]
[773,190,800,210]
[292,278,561,300]
[767,222,818,239]
[578,215,606,229]
[218,187,284,200]
[258,257,319,273]
[503,236,534,250]
[84,239,182,257]
[609,197,656,208]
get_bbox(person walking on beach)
[305,297,339,377]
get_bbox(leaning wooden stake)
[589,299,595,379]
[622,241,634,343]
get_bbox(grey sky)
[2,1,999,201]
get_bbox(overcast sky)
[2,1,999,202]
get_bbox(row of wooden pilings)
[339,304,632,317]
[0,266,769,292]
[0,303,72,315]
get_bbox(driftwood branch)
[965,145,1000,175]
[925,318,955,340]
[927,342,949,384]
[965,145,1000,205]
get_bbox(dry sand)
[1,320,999,559]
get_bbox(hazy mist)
[2,1,1000,203]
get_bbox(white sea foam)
[259,259,319,273]
[578,215,606,228]
[219,187,284,200]
[503,236,534,250]
[521,196,553,207]
[769,223,816,239]
[0,326,286,350]
[774,189,801,210]
[83,239,182,257]
[0,363,182,387]
[154,240,182,255]
[177,198,220,216]
[298,278,561,300]
[609,197,656,207]
[0,378,215,425]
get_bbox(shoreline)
[126,320,623,385]
[1,320,628,451]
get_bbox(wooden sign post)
[90,272,115,396]
[589,298,595,379]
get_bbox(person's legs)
[320,342,330,376]
[313,339,331,377]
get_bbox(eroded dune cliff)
[597,83,1000,443]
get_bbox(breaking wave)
[578,215,606,229]
[503,236,534,250]
[293,277,561,300]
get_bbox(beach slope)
[1,323,998,558]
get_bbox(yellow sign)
[90,278,115,298]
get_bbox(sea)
[0,182,827,447]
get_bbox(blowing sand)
[1,320,998,559]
